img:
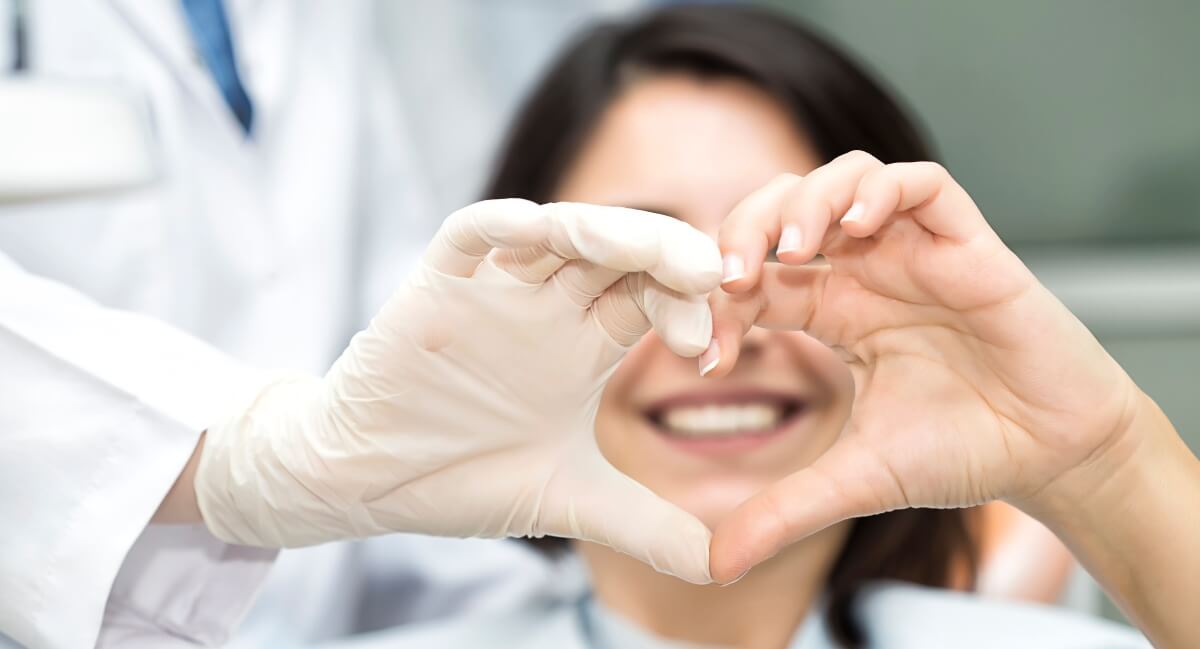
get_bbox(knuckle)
[769,172,804,187]
[860,164,892,190]
[839,149,869,163]
[913,160,951,180]
[837,149,882,167]
[499,197,539,209]
[467,197,538,221]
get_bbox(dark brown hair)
[481,4,977,647]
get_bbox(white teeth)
[660,403,784,438]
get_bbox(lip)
[641,387,808,457]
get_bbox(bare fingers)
[701,263,829,377]
[719,154,992,295]
[708,437,901,583]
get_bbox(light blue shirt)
[583,585,1150,649]
[312,560,1150,649]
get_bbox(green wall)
[766,1,1200,245]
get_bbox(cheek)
[594,334,669,461]
[671,477,778,530]
[603,333,664,397]
[782,331,854,415]
[776,331,854,459]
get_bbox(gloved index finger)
[424,199,552,277]
[543,202,723,295]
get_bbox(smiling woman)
[451,4,1122,649]
[481,9,972,648]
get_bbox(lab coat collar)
[103,0,260,140]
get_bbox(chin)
[664,476,771,530]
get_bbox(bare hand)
[704,152,1144,584]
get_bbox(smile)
[644,392,806,440]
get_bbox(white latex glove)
[196,199,721,583]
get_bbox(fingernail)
[777,225,802,253]
[721,568,751,587]
[721,254,745,284]
[698,339,720,376]
[841,203,865,224]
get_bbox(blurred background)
[373,0,1199,624]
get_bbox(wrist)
[1018,390,1200,646]
[1018,388,1157,529]
[194,374,331,546]
[152,432,207,523]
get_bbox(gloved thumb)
[540,440,713,584]
[593,272,713,358]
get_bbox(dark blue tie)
[179,0,254,135]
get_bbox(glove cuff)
[194,374,334,547]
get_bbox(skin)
[151,67,1200,648]
[556,74,1067,647]
[556,75,844,649]
[155,72,1077,646]
[706,115,1200,647]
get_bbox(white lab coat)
[0,1,540,648]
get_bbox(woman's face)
[556,75,855,528]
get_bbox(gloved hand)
[195,199,721,583]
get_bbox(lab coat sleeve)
[0,254,277,649]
